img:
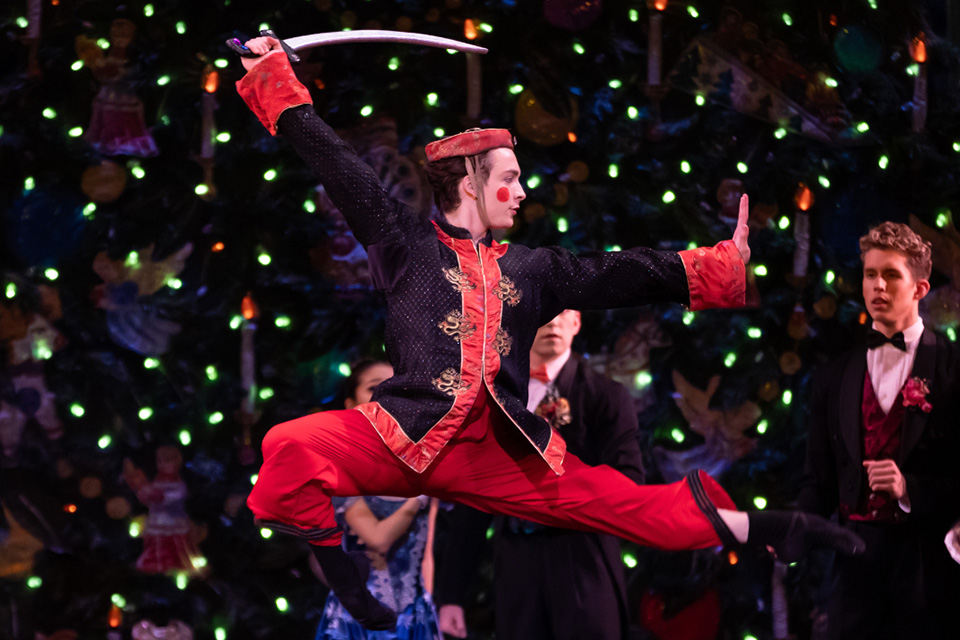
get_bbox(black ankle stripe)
[254,518,341,541]
[685,470,738,548]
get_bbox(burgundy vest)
[842,372,904,522]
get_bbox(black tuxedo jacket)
[436,353,643,637]
[798,328,960,637]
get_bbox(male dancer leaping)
[236,37,864,630]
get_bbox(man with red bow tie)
[436,309,643,639]
[799,222,960,639]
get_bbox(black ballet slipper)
[747,510,866,564]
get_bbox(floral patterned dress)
[315,497,440,640]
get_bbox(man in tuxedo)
[799,222,960,640]
[435,309,643,640]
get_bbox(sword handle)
[225,31,300,64]
[260,29,301,64]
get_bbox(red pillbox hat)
[424,128,515,162]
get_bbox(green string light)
[275,315,292,328]
[156,75,171,86]
[214,58,228,69]
[671,428,686,443]
[433,127,445,138]
[627,106,639,119]
[206,365,218,381]
[936,211,950,228]
[179,430,192,446]
[263,169,277,181]
[778,216,791,230]
[126,251,140,267]
[878,155,889,169]
[683,311,695,325]
[680,161,691,173]
[98,435,113,449]
[818,175,831,188]
[747,327,762,339]
[260,528,273,539]
[258,252,272,266]
[24,177,35,191]
[573,42,585,55]
[687,6,699,18]
[634,371,653,389]
[825,77,839,88]
[478,23,493,33]
[338,363,352,377]
[68,126,84,137]
[111,593,127,608]
[425,93,439,107]
[215,628,227,640]
[782,390,793,405]
[260,387,275,400]
[303,199,316,213]
[557,217,569,233]
[144,357,160,369]
[757,419,769,434]
[526,175,542,189]
[44,268,59,281]
[5,283,16,299]
[276,597,289,613]
[608,164,619,178]
[216,131,231,143]
[129,522,141,537]
[509,84,524,95]
[208,412,224,425]
[782,13,793,26]
[629,8,639,22]
[176,573,188,590]
[388,57,400,71]
[753,497,768,509]
[608,79,622,89]
[360,105,374,117]
[167,278,182,290]
[139,408,154,420]
[144,4,154,17]
[948,328,957,342]
[622,551,638,568]
[825,270,836,284]
[754,265,768,276]
[176,21,186,34]
[43,107,57,119]
[16,17,29,29]
[662,191,676,203]
[70,404,85,417]
[856,122,870,133]
[27,576,42,589]
[737,162,748,174]
[83,203,97,217]
[695,95,706,106]
[724,352,737,368]
[774,127,788,139]
[131,165,146,179]
[229,315,243,330]
[195,184,210,196]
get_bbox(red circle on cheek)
[496,187,510,202]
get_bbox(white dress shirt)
[527,349,572,412]
[866,318,924,415]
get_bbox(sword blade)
[284,30,488,55]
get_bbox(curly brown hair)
[423,153,495,213]
[859,222,932,280]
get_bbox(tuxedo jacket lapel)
[900,329,936,466]
[840,348,868,466]
[553,355,579,397]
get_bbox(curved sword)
[284,30,487,55]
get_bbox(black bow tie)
[866,328,906,351]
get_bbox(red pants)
[247,389,734,548]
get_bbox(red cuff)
[235,52,313,136]
[678,240,746,310]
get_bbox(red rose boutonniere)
[903,377,932,413]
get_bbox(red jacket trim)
[235,52,313,136]
[678,240,745,311]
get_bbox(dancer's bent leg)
[247,409,420,629]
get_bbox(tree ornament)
[514,89,579,147]
[132,620,193,640]
[81,161,127,203]
[779,351,802,375]
[833,26,882,75]
[76,17,158,157]
[123,447,205,575]
[106,496,132,520]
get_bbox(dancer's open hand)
[733,193,751,265]
[240,36,284,72]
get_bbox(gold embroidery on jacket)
[432,368,470,397]
[443,267,477,293]
[438,310,477,343]
[494,327,512,356]
[494,276,522,306]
